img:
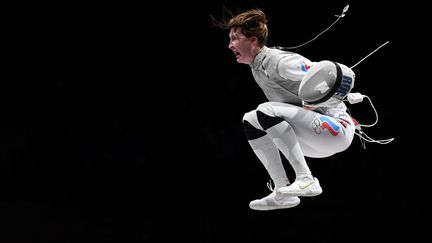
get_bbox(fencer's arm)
[302,101,317,110]
[303,105,317,110]
[277,54,315,81]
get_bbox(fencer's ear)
[250,36,258,46]
[250,36,261,54]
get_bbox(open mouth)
[233,50,241,59]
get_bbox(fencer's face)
[228,28,257,64]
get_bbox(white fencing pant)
[243,102,355,186]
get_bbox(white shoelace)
[266,179,275,192]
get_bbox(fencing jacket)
[249,46,315,106]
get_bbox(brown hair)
[213,8,269,47]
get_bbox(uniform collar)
[250,46,269,70]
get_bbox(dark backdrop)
[2,0,421,242]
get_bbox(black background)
[2,0,422,242]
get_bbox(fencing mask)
[299,60,355,105]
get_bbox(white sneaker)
[249,183,300,211]
[278,175,322,197]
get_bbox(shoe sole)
[249,199,301,211]
[280,189,322,197]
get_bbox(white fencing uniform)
[242,46,355,188]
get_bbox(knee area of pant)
[256,102,275,116]
[242,110,258,123]
[243,120,267,140]
[256,110,286,130]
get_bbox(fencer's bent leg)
[244,111,300,210]
[256,110,312,177]
[256,102,354,158]
[255,102,354,197]
[242,111,289,188]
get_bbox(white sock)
[265,121,312,177]
[248,134,290,188]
